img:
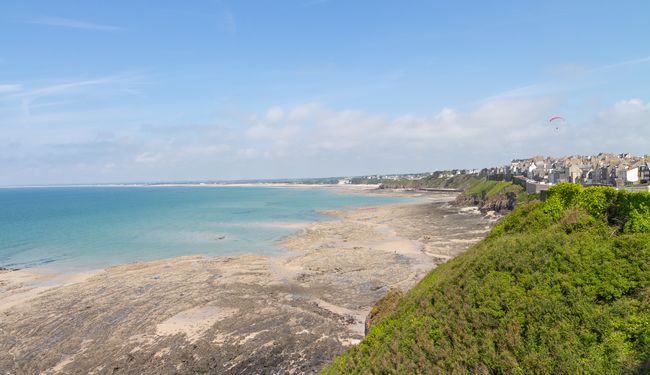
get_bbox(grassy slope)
[463,180,519,197]
[371,174,482,190]
[323,184,650,374]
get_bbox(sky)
[1,0,649,185]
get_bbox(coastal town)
[344,153,650,193]
[489,153,650,191]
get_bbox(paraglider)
[549,116,565,130]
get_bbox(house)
[597,167,609,184]
[549,168,567,184]
[527,162,538,175]
[625,167,639,184]
[567,164,582,183]
[606,166,618,185]
[640,163,650,183]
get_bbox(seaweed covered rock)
[454,179,531,213]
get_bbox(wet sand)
[0,192,493,374]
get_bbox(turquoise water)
[0,186,408,271]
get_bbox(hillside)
[363,174,482,190]
[454,179,536,213]
[323,184,650,374]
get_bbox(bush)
[547,183,584,208]
[323,184,650,374]
[624,205,650,234]
[576,186,618,219]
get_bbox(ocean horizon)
[0,186,409,271]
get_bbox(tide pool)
[0,186,408,271]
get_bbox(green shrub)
[576,186,618,219]
[624,204,650,234]
[547,183,584,208]
[323,184,650,374]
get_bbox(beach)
[0,191,493,374]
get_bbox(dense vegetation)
[361,174,482,190]
[463,179,521,198]
[455,178,536,212]
[323,184,650,374]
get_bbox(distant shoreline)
[0,182,380,189]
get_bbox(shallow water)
[0,186,408,270]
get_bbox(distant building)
[626,167,639,184]
[549,169,567,184]
[568,165,582,183]
[525,181,551,194]
[640,163,650,183]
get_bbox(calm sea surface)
[0,186,408,271]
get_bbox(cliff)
[454,179,534,213]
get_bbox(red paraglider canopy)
[549,116,565,130]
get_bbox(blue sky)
[1,0,649,185]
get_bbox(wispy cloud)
[0,84,22,93]
[479,82,564,102]
[30,16,123,32]
[589,55,650,73]
[217,10,236,34]
[0,73,145,116]
[482,55,650,102]
[10,73,143,100]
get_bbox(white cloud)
[236,148,260,159]
[610,99,650,115]
[265,106,284,123]
[0,84,22,93]
[246,123,300,141]
[134,152,162,164]
[3,95,649,185]
[132,143,231,165]
[288,102,323,121]
[252,98,554,150]
[583,99,650,152]
[234,97,650,172]
[178,144,230,157]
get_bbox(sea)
[0,186,409,271]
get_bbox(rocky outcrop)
[454,191,518,213]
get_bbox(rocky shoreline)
[0,192,494,374]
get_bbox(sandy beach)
[0,191,493,374]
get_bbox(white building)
[528,162,538,174]
[626,167,639,183]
